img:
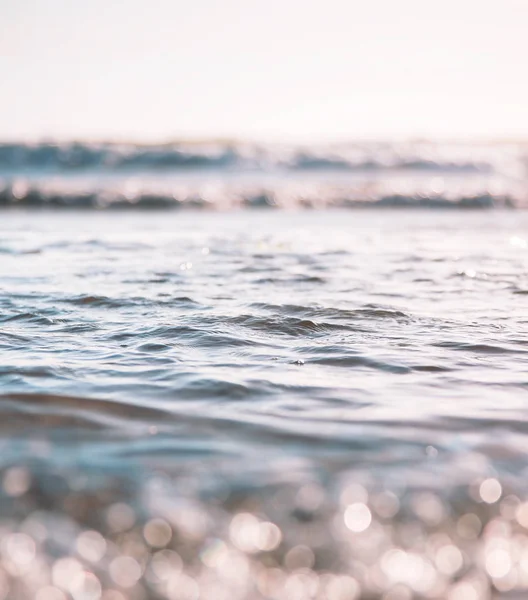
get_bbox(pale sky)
[1,0,527,141]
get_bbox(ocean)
[0,140,528,599]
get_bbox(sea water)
[0,141,528,599]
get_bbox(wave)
[0,141,238,171]
[0,141,501,174]
[0,182,517,209]
[288,152,492,173]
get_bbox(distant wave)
[0,182,515,209]
[288,153,492,173]
[0,141,497,174]
[0,142,238,171]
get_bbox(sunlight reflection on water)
[0,209,527,598]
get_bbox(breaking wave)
[0,140,514,174]
[0,183,517,210]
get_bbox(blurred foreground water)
[1,204,528,598]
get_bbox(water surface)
[1,209,528,598]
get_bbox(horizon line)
[1,134,528,146]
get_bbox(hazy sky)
[1,0,527,141]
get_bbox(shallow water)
[1,209,528,599]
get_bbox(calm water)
[1,208,528,599]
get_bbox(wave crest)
[0,141,503,174]
[0,182,516,210]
